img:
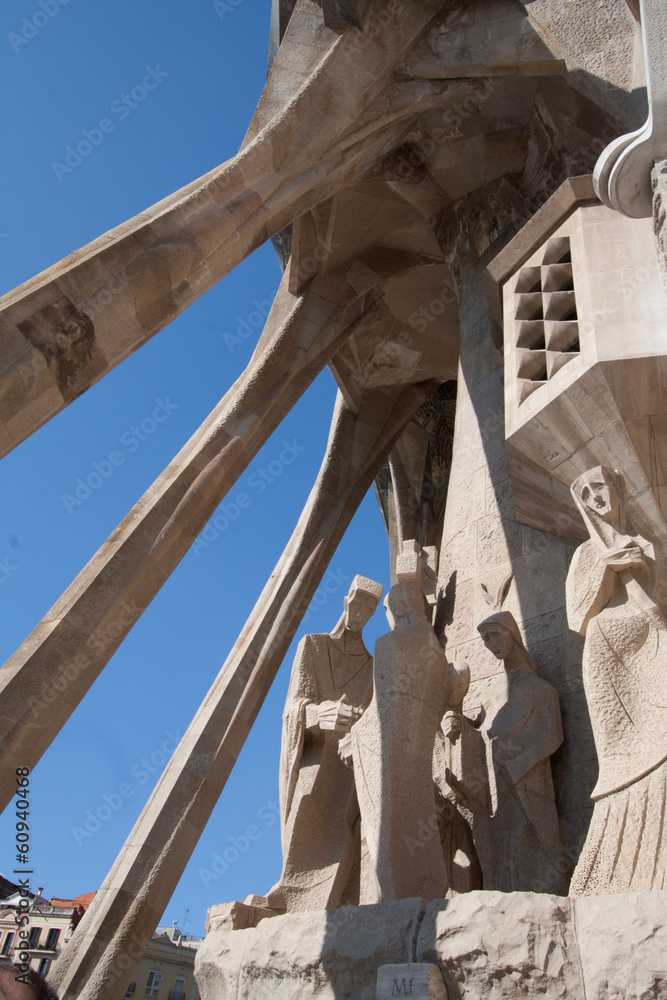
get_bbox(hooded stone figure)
[476,610,566,895]
[265,575,383,912]
[567,466,667,895]
[341,578,448,904]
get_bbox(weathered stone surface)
[418,890,667,998]
[417,892,579,998]
[196,898,426,1000]
[206,901,278,931]
[198,891,667,1000]
[575,891,667,999]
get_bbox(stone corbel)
[594,0,667,218]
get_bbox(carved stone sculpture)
[342,579,448,903]
[567,466,667,895]
[476,611,567,894]
[265,575,383,912]
[432,660,486,894]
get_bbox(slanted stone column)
[653,158,667,295]
[434,182,591,880]
[49,379,435,1000]
[0,0,444,457]
[0,250,432,810]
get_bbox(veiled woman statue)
[477,610,566,894]
[567,466,667,895]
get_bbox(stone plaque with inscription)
[376,963,448,999]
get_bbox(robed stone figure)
[341,579,448,903]
[476,610,567,895]
[432,660,486,894]
[567,467,667,894]
[266,575,383,912]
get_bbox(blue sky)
[0,1,393,942]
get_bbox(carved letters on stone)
[376,963,448,1000]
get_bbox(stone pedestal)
[196,891,667,1000]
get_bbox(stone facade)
[1,2,666,999]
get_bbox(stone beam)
[0,0,439,458]
[49,378,436,1000]
[0,248,437,809]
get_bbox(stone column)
[0,0,441,457]
[49,379,435,1000]
[434,182,592,878]
[0,254,403,809]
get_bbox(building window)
[171,977,186,1000]
[45,929,60,951]
[28,927,41,949]
[2,933,14,955]
[145,971,162,998]
[125,983,136,998]
[37,959,50,977]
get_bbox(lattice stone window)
[514,236,580,403]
